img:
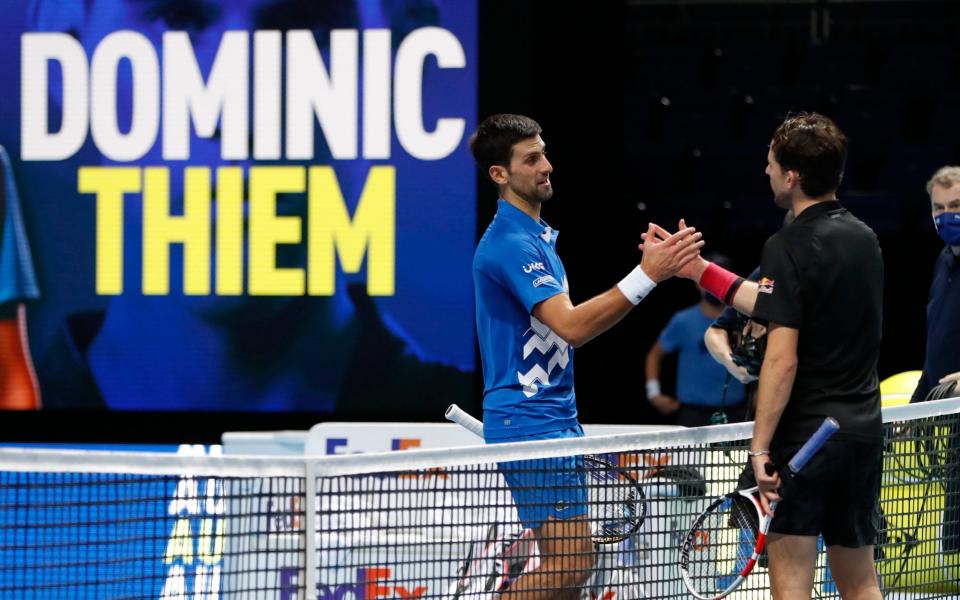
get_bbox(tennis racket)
[678,416,840,600]
[445,404,646,544]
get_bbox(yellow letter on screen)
[78,167,141,295]
[307,166,395,296]
[215,167,244,295]
[248,166,305,295]
[143,167,212,295]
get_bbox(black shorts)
[768,438,882,548]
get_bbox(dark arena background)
[0,0,956,442]
[3,3,960,600]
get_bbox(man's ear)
[28,0,85,33]
[786,169,801,190]
[489,165,508,186]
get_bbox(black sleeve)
[712,305,742,331]
[751,235,804,329]
[911,370,932,404]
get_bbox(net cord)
[0,396,957,478]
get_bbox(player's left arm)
[750,323,798,513]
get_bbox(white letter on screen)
[163,31,249,160]
[254,30,281,160]
[90,31,160,162]
[286,30,358,160]
[394,27,465,160]
[363,29,391,160]
[21,33,89,161]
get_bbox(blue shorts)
[492,426,588,530]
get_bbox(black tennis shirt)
[752,201,884,446]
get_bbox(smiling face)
[489,135,553,205]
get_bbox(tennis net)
[1,396,959,599]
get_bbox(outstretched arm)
[642,221,759,315]
[533,223,703,347]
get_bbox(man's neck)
[792,193,837,217]
[502,191,541,222]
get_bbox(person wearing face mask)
[910,166,960,405]
[645,252,747,426]
[911,167,960,563]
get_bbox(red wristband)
[698,262,742,305]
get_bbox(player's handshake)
[637,219,705,283]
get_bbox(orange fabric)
[0,318,39,410]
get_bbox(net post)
[304,459,318,600]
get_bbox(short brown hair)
[469,114,542,183]
[771,113,848,198]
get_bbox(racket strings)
[583,457,644,542]
[683,497,762,597]
[730,494,760,539]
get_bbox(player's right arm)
[682,257,760,316]
[532,224,703,347]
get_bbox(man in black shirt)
[654,113,884,600]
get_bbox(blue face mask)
[934,212,960,246]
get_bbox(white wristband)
[617,265,656,305]
[646,379,662,398]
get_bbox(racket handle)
[445,404,485,438]
[787,417,839,474]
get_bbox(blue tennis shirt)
[473,200,578,441]
[659,304,746,407]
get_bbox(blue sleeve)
[0,145,39,305]
[483,237,565,313]
[658,313,683,353]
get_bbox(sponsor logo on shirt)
[523,261,546,274]
[758,277,775,294]
[532,275,557,288]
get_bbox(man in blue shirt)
[645,254,747,426]
[469,114,703,600]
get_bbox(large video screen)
[0,0,476,413]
